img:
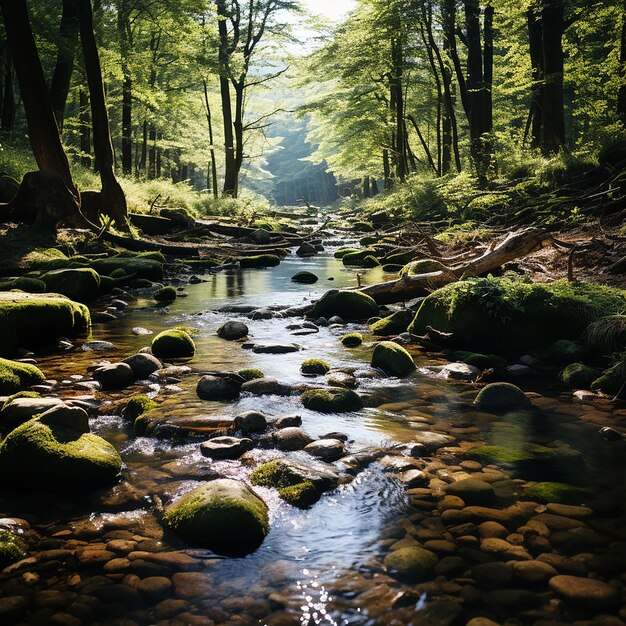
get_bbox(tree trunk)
[540,0,565,156]
[1,46,15,133]
[49,0,79,132]
[139,119,147,173]
[79,86,91,167]
[618,0,626,124]
[148,124,156,179]
[202,78,219,198]
[391,36,407,181]
[156,132,162,179]
[118,0,132,175]
[363,176,371,199]
[527,2,544,148]
[77,0,128,229]
[0,0,77,196]
[231,79,245,197]
[383,149,392,190]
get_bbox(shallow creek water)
[1,246,626,626]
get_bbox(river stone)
[196,375,241,401]
[273,427,313,451]
[0,397,65,430]
[241,377,290,396]
[200,436,254,460]
[383,546,438,582]
[234,411,268,434]
[474,383,530,410]
[123,353,162,379]
[251,459,340,491]
[326,372,358,388]
[304,439,344,461]
[397,469,428,487]
[163,479,269,556]
[252,343,300,354]
[481,589,540,610]
[273,415,302,429]
[291,271,318,284]
[371,341,415,377]
[445,478,495,506]
[412,431,457,452]
[434,362,480,381]
[549,575,621,610]
[38,404,89,433]
[217,321,248,341]
[42,268,101,303]
[470,562,514,587]
[511,560,557,584]
[92,363,134,390]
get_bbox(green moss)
[0,292,91,357]
[360,235,379,246]
[400,259,448,277]
[384,252,415,265]
[163,480,269,556]
[0,277,46,294]
[0,359,45,395]
[451,351,507,369]
[300,388,363,413]
[559,362,599,388]
[334,248,358,259]
[341,333,363,347]
[2,390,40,410]
[474,382,530,410]
[591,360,625,394]
[310,289,378,321]
[291,271,319,284]
[23,247,69,270]
[353,221,374,232]
[384,547,438,582]
[0,530,26,568]
[525,482,589,505]
[301,359,331,375]
[110,268,127,279]
[408,278,626,352]
[370,310,414,336]
[253,219,276,231]
[547,339,585,365]
[89,256,163,281]
[41,268,101,303]
[154,286,177,302]
[361,255,380,268]
[0,417,122,490]
[278,481,320,508]
[151,329,195,359]
[342,249,377,266]
[371,341,415,377]
[250,460,303,489]
[123,395,157,421]
[238,368,265,381]
[239,255,280,268]
[119,250,167,264]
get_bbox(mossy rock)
[591,363,625,395]
[360,235,379,246]
[123,395,157,421]
[370,310,414,336]
[0,530,26,568]
[0,416,122,490]
[384,252,415,265]
[119,250,167,264]
[360,255,380,268]
[90,256,163,281]
[163,479,269,556]
[408,278,626,352]
[559,363,600,389]
[301,359,330,375]
[524,482,589,505]
[278,481,320,508]
[310,289,378,321]
[400,259,448,277]
[151,329,195,359]
[301,388,363,413]
[353,221,374,232]
[0,277,46,294]
[250,460,303,489]
[154,286,177,302]
[342,249,377,266]
[467,443,583,481]
[384,547,438,582]
[238,369,265,381]
[547,339,585,365]
[253,220,276,231]
[474,383,530,410]
[450,351,507,369]
[382,264,404,274]
[41,268,101,303]
[341,333,363,347]
[291,271,318,284]
[110,268,127,279]
[371,341,415,377]
[334,248,358,259]
[0,292,91,357]
[1,390,40,411]
[23,247,70,270]
[240,255,280,268]
[0,358,45,395]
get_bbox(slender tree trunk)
[0,0,77,195]
[527,2,544,148]
[619,0,626,124]
[140,119,147,173]
[408,113,438,175]
[118,0,132,175]
[540,0,565,156]
[363,176,371,199]
[391,37,407,181]
[232,80,245,196]
[371,178,379,196]
[148,125,156,179]
[49,0,79,131]
[156,132,162,178]
[1,47,15,133]
[202,78,219,198]
[79,86,91,168]
[77,0,128,228]
[383,148,392,190]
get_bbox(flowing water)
[1,242,626,626]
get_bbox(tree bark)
[527,2,544,148]
[202,78,219,198]
[118,0,132,175]
[148,124,156,179]
[0,0,77,196]
[49,0,79,131]
[79,85,91,167]
[1,46,15,133]
[77,0,128,229]
[618,0,626,124]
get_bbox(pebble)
[549,575,622,610]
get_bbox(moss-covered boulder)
[0,414,122,490]
[384,547,438,582]
[0,277,46,294]
[450,351,507,369]
[291,271,319,284]
[163,479,269,556]
[151,329,195,359]
[90,256,163,281]
[0,529,26,568]
[370,310,414,336]
[154,286,177,302]
[0,292,91,357]
[341,333,363,347]
[123,395,157,421]
[342,249,377,266]
[547,339,585,365]
[0,358,45,395]
[41,268,100,303]
[524,482,589,505]
[310,289,378,321]
[301,388,363,413]
[591,362,625,395]
[240,255,280,268]
[474,383,530,410]
[334,248,358,259]
[371,341,415,377]
[408,278,626,352]
[278,481,320,508]
[238,368,264,381]
[559,363,600,388]
[400,259,448,277]
[301,359,330,375]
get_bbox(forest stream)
[1,219,626,626]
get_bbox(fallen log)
[359,227,551,304]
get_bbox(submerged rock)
[217,321,249,340]
[474,383,530,410]
[163,479,269,556]
[196,375,241,401]
[291,271,318,284]
[384,546,438,582]
[273,427,314,451]
[200,436,254,459]
[301,388,363,413]
[371,341,415,377]
[549,575,621,610]
[92,363,134,390]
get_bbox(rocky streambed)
[0,242,626,626]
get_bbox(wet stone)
[241,377,290,396]
[234,410,268,433]
[445,478,495,506]
[200,436,254,460]
[136,576,172,600]
[273,415,302,429]
[273,427,313,451]
[549,575,621,611]
[511,560,557,584]
[304,438,344,461]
